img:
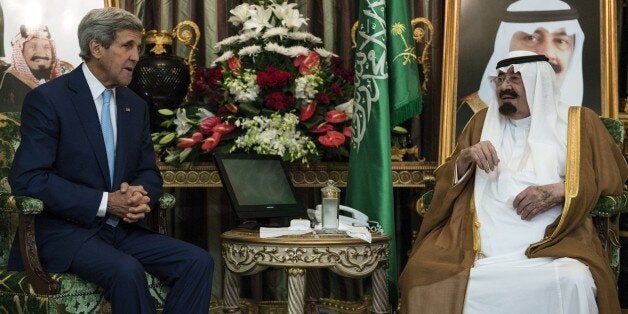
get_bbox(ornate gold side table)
[221,229,390,314]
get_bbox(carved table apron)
[221,229,390,314]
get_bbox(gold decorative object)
[410,17,434,94]
[173,21,201,100]
[158,161,437,188]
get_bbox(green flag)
[347,0,422,305]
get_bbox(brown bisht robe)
[399,107,627,314]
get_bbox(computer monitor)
[213,153,304,220]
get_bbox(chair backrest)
[0,112,22,268]
[600,117,624,145]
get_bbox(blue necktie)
[101,89,119,227]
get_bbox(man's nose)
[130,47,139,62]
[535,42,557,62]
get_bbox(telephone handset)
[313,204,369,227]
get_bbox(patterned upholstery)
[416,117,628,277]
[0,112,172,313]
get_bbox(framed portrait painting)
[0,0,118,112]
[439,0,618,162]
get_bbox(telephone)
[310,204,369,228]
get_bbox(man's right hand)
[107,183,151,223]
[456,141,500,176]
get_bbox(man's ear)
[89,40,103,59]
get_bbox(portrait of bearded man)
[0,25,72,112]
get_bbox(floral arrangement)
[151,1,355,164]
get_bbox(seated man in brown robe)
[400,51,627,314]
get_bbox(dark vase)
[129,21,200,131]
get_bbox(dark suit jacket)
[7,65,163,273]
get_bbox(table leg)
[305,269,321,313]
[287,267,306,314]
[372,264,390,314]
[223,267,241,313]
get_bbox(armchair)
[0,112,174,313]
[415,117,628,277]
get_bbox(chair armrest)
[0,192,60,295]
[415,190,433,217]
[154,193,175,234]
[591,192,628,217]
[0,192,44,214]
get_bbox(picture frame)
[0,0,117,112]
[439,0,618,163]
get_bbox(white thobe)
[463,117,598,314]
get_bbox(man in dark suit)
[8,7,213,313]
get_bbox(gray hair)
[78,7,143,61]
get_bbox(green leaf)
[179,147,193,162]
[239,102,262,117]
[392,126,408,134]
[158,109,175,116]
[160,120,173,128]
[159,132,176,145]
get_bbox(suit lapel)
[68,66,112,189]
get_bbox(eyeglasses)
[494,74,522,86]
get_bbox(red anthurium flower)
[310,123,333,134]
[199,116,222,135]
[201,132,222,151]
[192,132,203,142]
[177,132,203,148]
[227,57,241,72]
[293,51,320,75]
[318,130,345,148]
[343,126,352,138]
[212,123,235,134]
[325,110,348,123]
[299,101,317,121]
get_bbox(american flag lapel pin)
[125,107,131,112]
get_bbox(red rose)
[194,80,207,93]
[227,57,241,72]
[201,132,222,151]
[317,92,330,104]
[318,130,345,148]
[310,123,333,134]
[264,91,294,111]
[199,116,222,135]
[206,66,223,81]
[343,126,352,137]
[330,83,343,96]
[293,51,320,75]
[256,67,292,88]
[325,110,348,123]
[299,101,317,121]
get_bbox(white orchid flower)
[243,6,273,33]
[173,108,194,136]
[228,3,252,26]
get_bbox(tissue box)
[289,219,311,230]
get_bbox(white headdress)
[477,0,584,106]
[474,50,572,208]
